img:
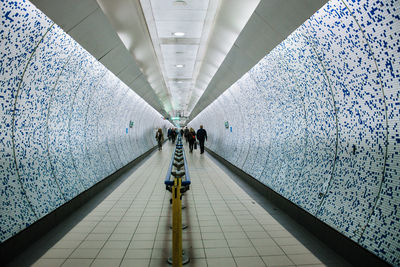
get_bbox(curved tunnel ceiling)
[30,0,328,125]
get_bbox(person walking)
[184,127,189,143]
[188,128,196,153]
[196,125,207,154]
[155,128,164,151]
[171,128,177,143]
[167,128,171,141]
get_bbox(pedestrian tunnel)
[1,0,399,266]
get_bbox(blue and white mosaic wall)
[190,0,400,264]
[0,0,171,243]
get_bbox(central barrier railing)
[164,136,190,266]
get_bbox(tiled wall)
[190,0,399,264]
[0,0,170,243]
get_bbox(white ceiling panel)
[165,64,196,72]
[155,21,204,39]
[160,44,198,60]
[153,9,207,21]
[234,13,283,63]
[150,0,209,10]
[68,8,120,60]
[99,43,133,74]
[30,0,98,32]
[117,62,142,85]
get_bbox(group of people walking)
[155,125,207,153]
[183,125,207,154]
[167,128,178,143]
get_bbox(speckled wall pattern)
[0,0,171,244]
[190,0,399,264]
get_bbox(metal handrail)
[165,143,190,188]
[165,137,191,266]
[182,148,190,186]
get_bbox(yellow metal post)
[172,177,182,267]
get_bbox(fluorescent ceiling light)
[177,81,183,83]
[173,0,187,6]
[175,64,184,68]
[173,32,185,37]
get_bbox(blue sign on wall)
[126,128,128,134]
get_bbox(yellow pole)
[172,177,182,267]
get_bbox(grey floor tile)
[52,240,82,249]
[151,248,170,259]
[108,233,133,241]
[203,239,229,248]
[61,233,88,241]
[200,225,223,232]
[90,258,122,267]
[267,230,294,238]
[85,233,110,241]
[255,245,285,256]
[61,259,93,267]
[261,255,294,266]
[273,237,301,246]
[230,247,259,257]
[280,244,311,255]
[120,258,150,267]
[287,253,322,265]
[103,240,130,249]
[69,248,100,259]
[132,233,156,241]
[41,248,74,259]
[97,248,126,259]
[78,240,106,249]
[235,256,266,267]
[205,247,232,258]
[207,257,236,267]
[124,249,153,259]
[201,232,225,240]
[32,258,65,267]
[190,248,206,259]
[221,225,243,232]
[186,258,207,267]
[245,231,270,239]
[227,238,253,248]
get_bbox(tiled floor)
[7,141,351,267]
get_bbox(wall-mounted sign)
[230,126,232,132]
[126,128,128,134]
[225,121,229,128]
[171,117,180,121]
[129,121,134,128]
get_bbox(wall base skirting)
[205,147,390,267]
[0,145,158,265]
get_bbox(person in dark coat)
[184,127,189,143]
[196,125,207,154]
[155,128,164,151]
[188,128,196,153]
[167,128,172,141]
[171,128,177,143]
